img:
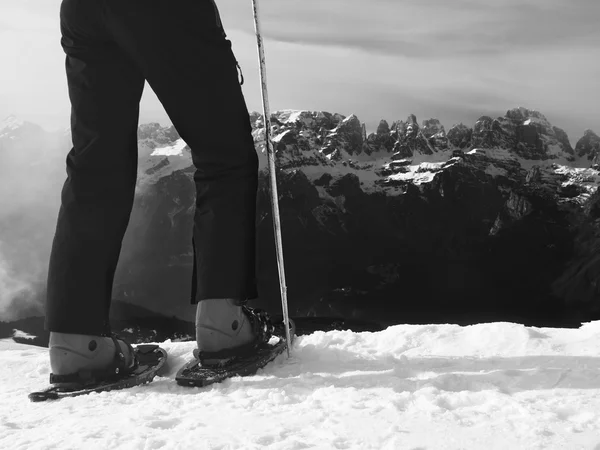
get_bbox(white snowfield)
[2,322,600,450]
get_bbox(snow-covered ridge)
[132,108,599,204]
[244,108,598,199]
[150,138,188,156]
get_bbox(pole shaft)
[251,0,292,356]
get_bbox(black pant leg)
[105,0,259,303]
[46,0,145,334]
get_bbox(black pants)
[46,0,259,335]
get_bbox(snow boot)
[30,335,167,402]
[49,332,136,387]
[194,299,274,364]
[177,303,292,387]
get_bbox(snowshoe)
[176,309,294,388]
[28,344,167,402]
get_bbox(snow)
[0,115,25,139]
[389,168,437,185]
[3,321,600,449]
[523,118,544,127]
[12,329,36,340]
[554,166,600,204]
[384,160,449,187]
[277,110,314,127]
[272,130,292,144]
[136,141,193,188]
[554,166,600,186]
[150,139,188,157]
[272,110,332,129]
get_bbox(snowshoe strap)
[242,306,275,343]
[195,306,275,364]
[49,335,138,386]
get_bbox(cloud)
[0,4,58,32]
[0,242,45,321]
[1,0,598,148]
[0,2,68,129]
[217,0,599,144]
[0,245,32,320]
[0,116,64,321]
[220,0,600,58]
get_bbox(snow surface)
[12,329,36,340]
[3,322,600,449]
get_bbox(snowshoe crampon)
[28,344,167,402]
[176,319,294,388]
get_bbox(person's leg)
[105,0,261,355]
[46,0,145,338]
[106,0,259,304]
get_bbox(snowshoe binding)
[176,306,294,388]
[29,337,167,402]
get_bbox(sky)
[3,321,600,448]
[0,0,598,143]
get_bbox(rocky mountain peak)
[376,120,390,135]
[447,124,472,149]
[421,118,448,150]
[0,115,27,140]
[470,108,575,161]
[505,106,547,123]
[421,119,445,138]
[576,129,600,161]
[389,115,436,157]
[0,115,62,157]
[321,113,364,158]
[1,114,22,127]
[137,122,179,149]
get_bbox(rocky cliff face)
[576,129,600,162]
[1,109,599,328]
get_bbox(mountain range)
[1,108,599,332]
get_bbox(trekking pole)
[251,0,292,356]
